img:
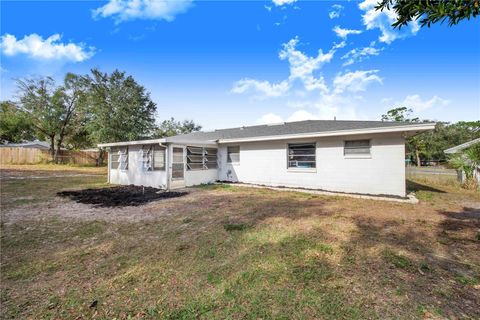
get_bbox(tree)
[0,101,35,143]
[153,118,202,138]
[448,143,480,189]
[53,73,88,163]
[376,0,480,29]
[16,77,62,161]
[381,107,425,167]
[84,69,157,164]
[16,74,87,163]
[421,121,480,161]
[381,106,419,122]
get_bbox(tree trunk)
[49,135,55,162]
[96,148,105,166]
[415,148,421,167]
[54,137,63,164]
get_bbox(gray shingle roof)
[166,120,430,143]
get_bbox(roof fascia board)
[164,138,218,146]
[97,138,167,148]
[218,123,436,144]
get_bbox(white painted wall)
[185,169,218,186]
[109,145,168,189]
[217,133,406,197]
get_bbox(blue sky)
[1,0,479,130]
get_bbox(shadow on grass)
[406,179,446,193]
[346,211,480,318]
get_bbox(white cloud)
[333,70,382,94]
[231,79,290,98]
[287,109,318,122]
[232,37,341,98]
[342,46,382,66]
[272,0,297,6]
[333,26,362,39]
[92,0,193,24]
[329,4,343,19]
[358,0,419,44]
[397,95,450,113]
[279,37,336,92]
[235,38,382,123]
[0,33,94,62]
[256,112,284,124]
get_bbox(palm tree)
[448,144,480,189]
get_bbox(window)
[205,148,218,169]
[287,143,316,169]
[139,145,165,171]
[187,146,204,170]
[186,146,218,170]
[344,140,371,156]
[139,145,153,171]
[227,146,240,163]
[111,147,128,170]
[153,145,166,170]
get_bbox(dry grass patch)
[1,169,479,319]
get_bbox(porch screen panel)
[153,145,166,170]
[111,147,128,170]
[110,147,120,169]
[287,143,316,168]
[172,147,184,179]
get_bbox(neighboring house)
[0,140,50,149]
[98,120,435,198]
[444,138,480,155]
[444,138,480,184]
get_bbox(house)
[98,120,435,198]
[444,138,480,155]
[0,140,50,149]
[444,138,480,184]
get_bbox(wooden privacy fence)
[0,147,105,165]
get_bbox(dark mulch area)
[57,185,188,207]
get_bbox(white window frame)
[227,146,240,164]
[287,143,316,172]
[344,139,371,159]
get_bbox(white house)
[98,120,435,198]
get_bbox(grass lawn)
[1,166,479,319]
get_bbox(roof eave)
[444,137,480,154]
[218,123,436,144]
[97,138,167,148]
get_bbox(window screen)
[140,145,153,171]
[111,147,128,170]
[111,148,120,169]
[227,146,240,163]
[186,146,218,170]
[287,143,315,168]
[153,145,166,170]
[344,140,371,156]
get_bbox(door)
[170,146,185,189]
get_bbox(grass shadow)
[406,179,446,193]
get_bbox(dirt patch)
[57,185,188,207]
